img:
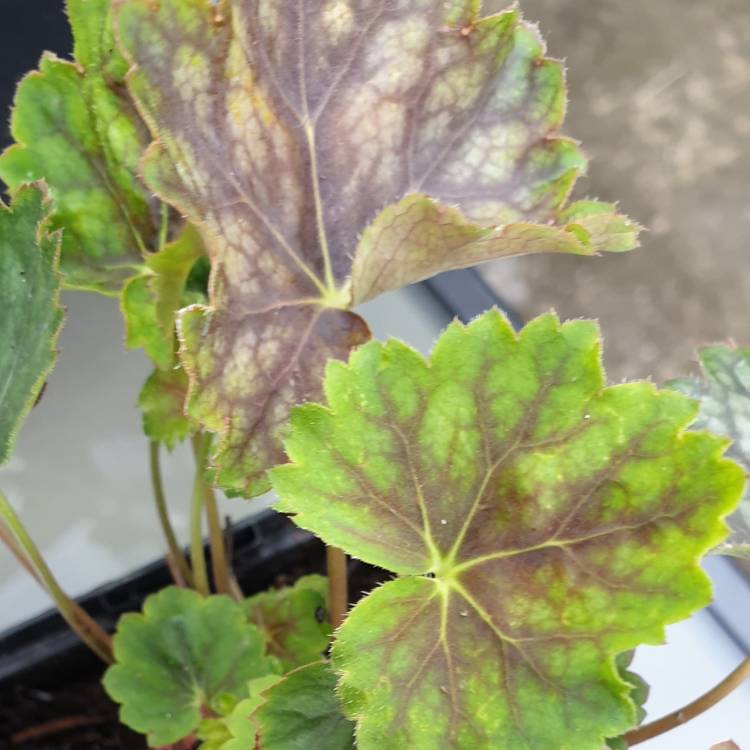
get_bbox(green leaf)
[254,663,355,750]
[103,586,275,747]
[114,0,639,497]
[138,364,196,449]
[0,185,63,464]
[122,223,205,369]
[668,346,750,557]
[197,675,282,750]
[605,652,649,749]
[245,575,332,672]
[0,0,157,293]
[271,310,743,750]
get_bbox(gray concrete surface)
[483,0,750,383]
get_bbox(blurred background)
[482,0,750,383]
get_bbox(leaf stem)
[0,490,113,663]
[189,435,211,596]
[625,656,750,745]
[149,441,193,586]
[158,201,169,253]
[190,435,233,597]
[326,546,348,629]
[0,522,41,583]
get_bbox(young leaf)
[253,662,355,750]
[0,186,63,464]
[114,0,640,496]
[245,575,331,672]
[271,310,743,750]
[0,0,157,293]
[122,223,205,369]
[197,675,282,750]
[668,347,750,557]
[139,365,196,450]
[103,587,276,747]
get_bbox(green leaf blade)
[114,0,639,497]
[138,365,196,449]
[254,663,355,750]
[103,587,275,747]
[122,223,205,370]
[245,575,332,672]
[272,309,743,750]
[0,185,64,464]
[0,0,157,293]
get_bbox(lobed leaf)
[103,587,276,747]
[0,185,63,464]
[0,0,157,293]
[668,346,750,557]
[271,309,743,750]
[245,575,332,672]
[114,0,639,496]
[253,662,355,750]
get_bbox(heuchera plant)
[0,1,748,749]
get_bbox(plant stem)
[158,201,169,252]
[0,522,41,583]
[149,441,193,586]
[326,546,348,629]
[0,490,113,663]
[190,433,233,596]
[199,465,232,597]
[625,656,750,745]
[189,435,211,597]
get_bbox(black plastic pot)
[0,510,323,688]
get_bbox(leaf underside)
[668,346,750,558]
[245,574,332,672]
[0,0,157,293]
[114,0,639,497]
[271,309,742,750]
[103,587,275,747]
[253,662,355,750]
[0,185,63,465]
[138,364,196,449]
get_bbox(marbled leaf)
[114,0,639,496]
[0,186,63,464]
[246,575,332,672]
[271,309,742,750]
[103,587,275,747]
[0,0,157,293]
[669,346,750,557]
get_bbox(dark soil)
[0,553,389,750]
[0,680,142,750]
